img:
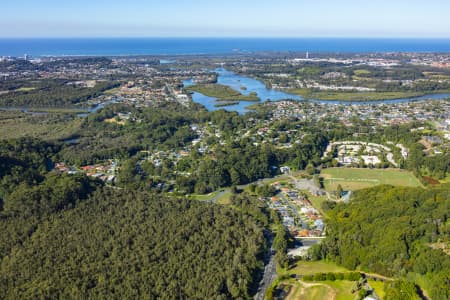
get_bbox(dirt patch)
[422,176,440,185]
[292,280,336,300]
[419,139,433,150]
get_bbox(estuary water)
[184,68,450,114]
[184,68,302,113]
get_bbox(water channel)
[184,68,450,114]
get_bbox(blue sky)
[1,0,450,38]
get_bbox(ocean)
[0,38,450,57]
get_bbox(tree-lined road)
[254,249,277,300]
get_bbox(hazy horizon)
[1,37,450,39]
[1,0,450,38]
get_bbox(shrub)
[326,273,336,281]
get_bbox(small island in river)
[186,84,260,102]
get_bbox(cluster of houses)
[253,52,450,95]
[263,99,450,129]
[104,112,135,126]
[142,123,221,173]
[267,182,325,238]
[54,160,118,183]
[144,149,190,169]
[323,141,400,168]
[87,79,191,110]
[420,135,449,156]
[3,55,219,111]
[298,80,376,92]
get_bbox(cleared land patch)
[321,168,423,191]
[288,261,349,276]
[282,261,355,300]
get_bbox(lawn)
[321,168,423,191]
[239,173,293,193]
[190,190,220,201]
[288,260,349,276]
[294,284,333,300]
[191,189,233,205]
[216,190,232,205]
[353,69,372,76]
[285,281,303,300]
[280,261,358,300]
[368,279,386,299]
[285,280,355,300]
[307,193,328,216]
[327,280,356,300]
[15,87,36,92]
[439,174,450,184]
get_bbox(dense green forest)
[0,136,270,299]
[313,185,450,299]
[0,189,267,299]
[0,138,59,197]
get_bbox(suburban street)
[277,192,307,229]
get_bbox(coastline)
[2,37,450,57]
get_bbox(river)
[184,68,450,114]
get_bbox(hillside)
[314,184,450,299]
[0,189,266,299]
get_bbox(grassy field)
[353,69,372,76]
[327,280,356,300]
[368,279,386,299]
[280,261,370,300]
[285,279,366,300]
[186,84,260,101]
[307,193,328,216]
[439,174,450,183]
[284,281,303,300]
[190,190,221,201]
[190,189,233,205]
[290,283,335,300]
[289,88,450,101]
[321,168,423,191]
[288,260,349,276]
[216,190,233,205]
[15,87,36,92]
[0,111,83,141]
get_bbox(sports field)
[321,168,423,191]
